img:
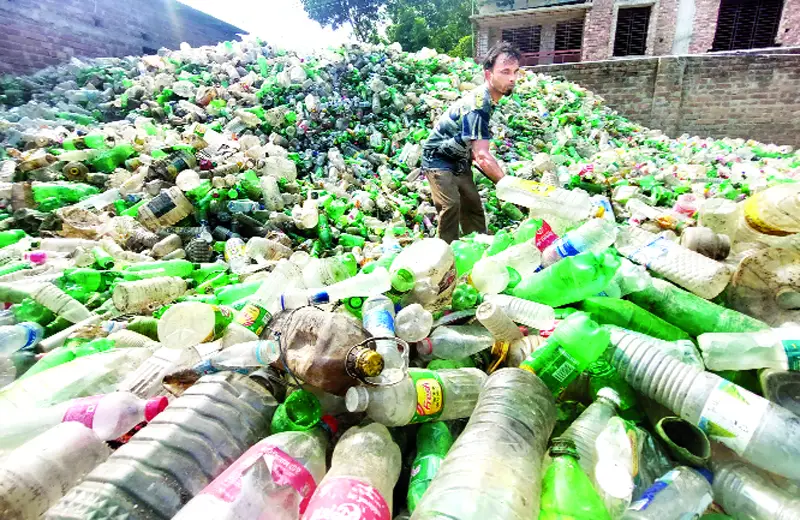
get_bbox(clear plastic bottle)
[281,267,390,309]
[615,226,731,300]
[0,423,110,520]
[0,321,43,355]
[363,294,408,379]
[390,238,456,310]
[302,423,401,520]
[117,345,201,398]
[483,294,556,330]
[246,236,293,263]
[475,301,522,342]
[697,327,800,371]
[610,328,800,481]
[192,340,280,374]
[224,237,249,274]
[0,392,168,450]
[490,239,543,278]
[496,176,592,221]
[346,368,487,426]
[112,276,187,313]
[410,368,556,519]
[606,326,705,370]
[698,198,739,239]
[542,218,619,267]
[46,373,278,520]
[31,283,93,323]
[175,427,330,520]
[395,303,433,343]
[622,467,713,520]
[417,324,494,360]
[562,387,620,476]
[469,256,510,294]
[594,416,636,517]
[711,459,800,520]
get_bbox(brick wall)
[581,0,615,60]
[531,49,800,146]
[0,0,242,76]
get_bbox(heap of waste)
[0,38,798,520]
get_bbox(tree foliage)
[300,0,384,42]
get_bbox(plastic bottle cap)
[596,387,622,408]
[352,347,384,378]
[320,414,339,436]
[144,396,169,421]
[345,386,370,413]
[418,337,433,356]
[548,437,579,458]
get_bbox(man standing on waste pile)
[421,41,521,243]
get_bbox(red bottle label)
[62,395,104,428]
[302,478,391,520]
[202,443,317,514]
[535,220,558,251]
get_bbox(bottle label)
[517,179,556,198]
[62,395,104,428]
[21,323,39,349]
[303,478,390,520]
[146,192,178,219]
[363,309,395,336]
[698,380,769,454]
[409,454,443,487]
[409,369,445,424]
[535,220,558,251]
[555,237,580,258]
[202,442,317,514]
[535,346,579,392]
[309,291,331,305]
[204,305,234,342]
[782,339,800,371]
[628,235,671,268]
[236,302,272,336]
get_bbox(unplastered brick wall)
[0,0,243,75]
[531,49,800,147]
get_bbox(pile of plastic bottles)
[0,37,799,520]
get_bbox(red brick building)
[472,0,800,64]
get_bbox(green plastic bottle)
[90,144,136,173]
[512,251,620,308]
[21,338,115,379]
[427,357,477,370]
[521,312,609,396]
[91,247,115,270]
[62,133,107,150]
[214,280,263,306]
[579,297,690,341]
[587,358,641,422]
[539,437,611,520]
[486,230,514,256]
[0,229,27,249]
[123,259,195,278]
[451,239,486,277]
[408,422,454,513]
[339,233,366,249]
[270,388,322,434]
[391,268,415,293]
[452,284,479,311]
[11,298,55,325]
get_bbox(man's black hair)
[482,41,522,71]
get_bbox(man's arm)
[472,139,505,184]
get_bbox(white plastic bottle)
[469,256,510,295]
[483,294,556,330]
[697,327,800,371]
[302,423,401,520]
[362,295,407,377]
[542,218,619,267]
[112,276,187,313]
[390,238,455,310]
[0,422,110,520]
[594,416,636,517]
[192,340,281,374]
[610,327,800,481]
[175,427,330,520]
[476,301,522,342]
[496,176,592,221]
[395,304,433,343]
[345,368,487,426]
[0,322,44,355]
[615,226,732,299]
[0,392,168,450]
[281,267,390,309]
[417,324,494,360]
[622,467,713,520]
[31,283,93,323]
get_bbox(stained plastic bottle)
[622,467,713,520]
[417,324,494,360]
[112,276,187,313]
[542,218,619,267]
[192,340,280,374]
[390,238,456,310]
[410,368,556,519]
[0,321,43,354]
[0,423,110,520]
[0,392,168,450]
[174,426,330,520]
[346,367,487,426]
[45,373,278,520]
[302,423,401,520]
[137,187,194,230]
[408,422,454,514]
[483,294,555,330]
[711,459,800,520]
[579,297,691,341]
[741,182,800,236]
[496,176,592,221]
[395,303,433,343]
[609,327,800,481]
[561,387,620,477]
[362,294,407,378]
[615,226,731,299]
[539,437,612,520]
[476,301,523,342]
[512,250,620,308]
[697,327,800,371]
[31,283,93,323]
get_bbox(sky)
[178,0,354,52]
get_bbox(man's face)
[485,53,521,96]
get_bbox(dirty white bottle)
[561,387,620,477]
[0,422,110,519]
[711,459,800,520]
[175,427,330,520]
[346,368,487,426]
[417,324,494,360]
[302,423,400,520]
[112,276,187,313]
[363,295,407,378]
[610,327,800,481]
[697,326,800,371]
[410,368,556,519]
[31,283,93,323]
[395,304,433,343]
[483,294,556,330]
[496,176,592,221]
[476,301,522,342]
[622,467,713,520]
[615,225,732,299]
[542,218,619,267]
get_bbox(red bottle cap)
[144,396,169,421]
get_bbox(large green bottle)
[0,229,27,249]
[62,133,107,150]
[450,239,485,277]
[90,144,136,173]
[521,312,609,396]
[579,297,690,341]
[408,422,454,513]
[539,437,611,520]
[123,259,196,278]
[21,338,115,379]
[512,251,620,308]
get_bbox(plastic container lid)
[345,386,370,413]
